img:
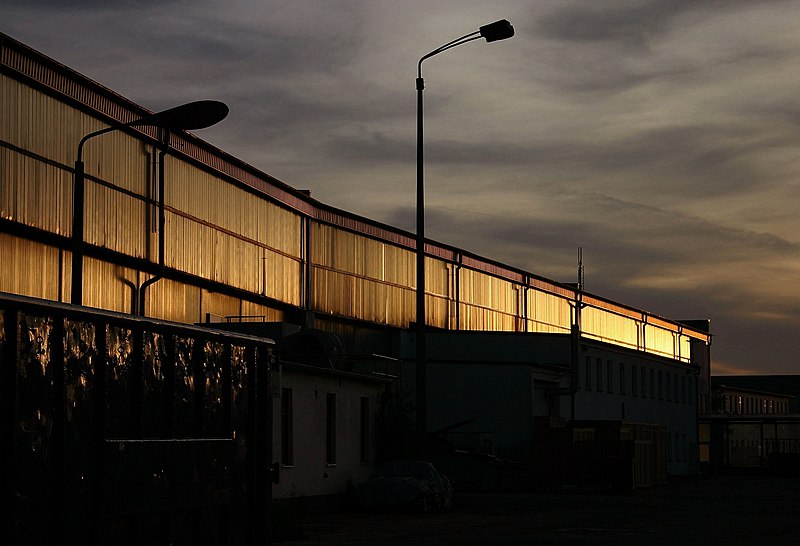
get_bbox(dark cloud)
[3,0,182,9]
[537,0,757,48]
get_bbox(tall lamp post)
[415,20,514,455]
[70,100,229,306]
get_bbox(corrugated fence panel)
[81,256,139,314]
[0,234,63,301]
[458,268,519,331]
[81,129,151,196]
[84,180,147,259]
[1,148,72,235]
[165,160,302,258]
[582,306,640,351]
[239,299,285,323]
[527,289,572,334]
[644,323,680,360]
[138,276,202,323]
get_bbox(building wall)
[574,343,697,476]
[407,332,700,476]
[272,366,385,500]
[711,387,791,415]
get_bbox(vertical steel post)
[71,161,85,305]
[415,75,427,456]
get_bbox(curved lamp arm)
[417,19,515,78]
[413,19,513,456]
[70,100,228,306]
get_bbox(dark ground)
[275,473,800,545]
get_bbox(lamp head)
[130,100,229,131]
[479,19,515,43]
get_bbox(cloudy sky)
[5,0,800,375]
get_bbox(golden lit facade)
[0,34,710,361]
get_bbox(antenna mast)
[577,246,584,292]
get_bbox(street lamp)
[415,20,514,454]
[70,100,229,306]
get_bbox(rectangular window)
[681,376,687,403]
[640,368,647,399]
[606,361,614,393]
[650,369,656,399]
[585,356,592,391]
[596,358,603,392]
[658,371,663,399]
[360,397,370,465]
[666,373,672,401]
[675,376,681,403]
[667,432,672,462]
[326,393,337,465]
[632,366,638,397]
[281,388,294,465]
[619,363,626,395]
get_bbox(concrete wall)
[574,343,698,476]
[272,365,386,500]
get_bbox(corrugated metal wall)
[0,59,708,360]
[0,234,64,301]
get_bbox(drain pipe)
[137,130,169,316]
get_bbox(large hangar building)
[1,32,711,500]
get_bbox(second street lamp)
[415,20,514,455]
[70,100,229,306]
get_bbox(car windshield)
[374,462,434,479]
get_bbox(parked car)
[356,460,453,513]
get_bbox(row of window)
[723,395,789,415]
[582,357,693,404]
[280,388,370,467]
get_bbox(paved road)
[276,473,800,545]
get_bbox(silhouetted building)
[699,375,800,472]
[710,376,800,414]
[1,30,713,514]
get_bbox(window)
[632,366,638,397]
[360,397,370,465]
[681,376,687,403]
[674,377,680,403]
[640,368,647,399]
[585,356,592,391]
[667,432,672,462]
[650,369,656,399]
[607,361,614,393]
[666,373,672,401]
[596,358,603,392]
[658,371,663,400]
[619,363,626,394]
[281,388,294,465]
[326,393,336,465]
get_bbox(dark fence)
[0,292,274,545]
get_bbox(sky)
[5,0,800,376]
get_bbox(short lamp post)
[415,20,514,455]
[70,100,229,306]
